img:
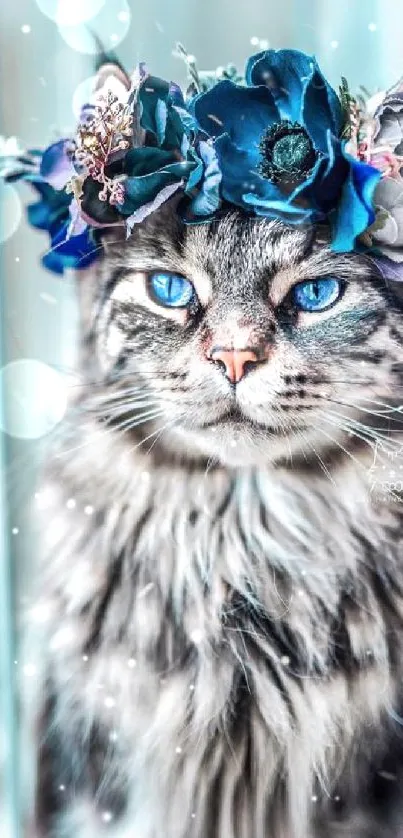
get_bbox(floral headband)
[3,47,403,283]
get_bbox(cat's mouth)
[200,407,276,432]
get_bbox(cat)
[27,203,403,838]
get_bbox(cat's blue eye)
[148,272,195,308]
[292,277,342,312]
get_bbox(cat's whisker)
[135,414,184,456]
[60,367,188,391]
[203,455,218,479]
[68,387,163,410]
[83,395,159,410]
[110,408,166,433]
[343,402,403,421]
[316,407,377,444]
[320,405,403,449]
[352,396,403,415]
[84,381,188,406]
[89,387,157,402]
[314,394,403,425]
[315,420,370,472]
[317,409,400,460]
[62,399,162,428]
[88,398,162,417]
[294,429,312,470]
[56,408,165,459]
[299,430,336,485]
[309,378,374,387]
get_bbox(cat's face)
[88,208,402,468]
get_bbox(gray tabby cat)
[30,200,403,838]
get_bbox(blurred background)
[0,0,402,834]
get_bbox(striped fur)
[29,209,403,838]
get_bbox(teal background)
[1,0,403,834]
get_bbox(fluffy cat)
[28,205,403,838]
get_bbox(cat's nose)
[208,347,260,384]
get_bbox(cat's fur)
[28,206,403,838]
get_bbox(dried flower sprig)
[70,90,133,206]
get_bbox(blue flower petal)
[190,80,279,153]
[190,141,222,216]
[185,150,204,194]
[169,82,186,108]
[41,249,66,275]
[155,99,168,146]
[288,132,344,212]
[331,151,381,253]
[302,63,342,151]
[124,147,179,177]
[53,222,97,259]
[24,174,71,207]
[173,106,199,136]
[40,139,74,189]
[213,133,277,208]
[27,200,52,230]
[246,49,313,122]
[242,192,316,222]
[139,76,186,150]
[214,133,319,219]
[121,161,194,215]
[20,173,98,274]
[246,49,342,147]
[25,177,72,232]
[41,222,98,274]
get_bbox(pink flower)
[370,150,403,179]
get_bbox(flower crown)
[4,47,403,281]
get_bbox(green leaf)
[338,76,357,140]
[365,208,390,235]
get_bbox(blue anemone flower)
[189,49,381,251]
[25,176,98,275]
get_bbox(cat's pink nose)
[208,347,260,384]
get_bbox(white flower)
[0,135,38,179]
[0,136,24,157]
[372,77,403,151]
[366,91,386,117]
[363,81,403,259]
[372,177,403,261]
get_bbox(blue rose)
[190,49,381,251]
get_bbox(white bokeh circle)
[0,360,68,440]
[72,74,98,119]
[0,182,22,244]
[35,0,105,26]
[58,0,131,54]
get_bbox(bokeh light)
[35,0,105,26]
[72,74,97,119]
[0,360,68,440]
[0,182,22,244]
[58,0,131,54]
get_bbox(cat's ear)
[91,54,146,148]
[93,61,131,96]
[92,40,131,93]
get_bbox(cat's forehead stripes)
[105,211,372,311]
[184,214,371,305]
[184,214,311,293]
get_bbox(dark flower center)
[258,120,318,183]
